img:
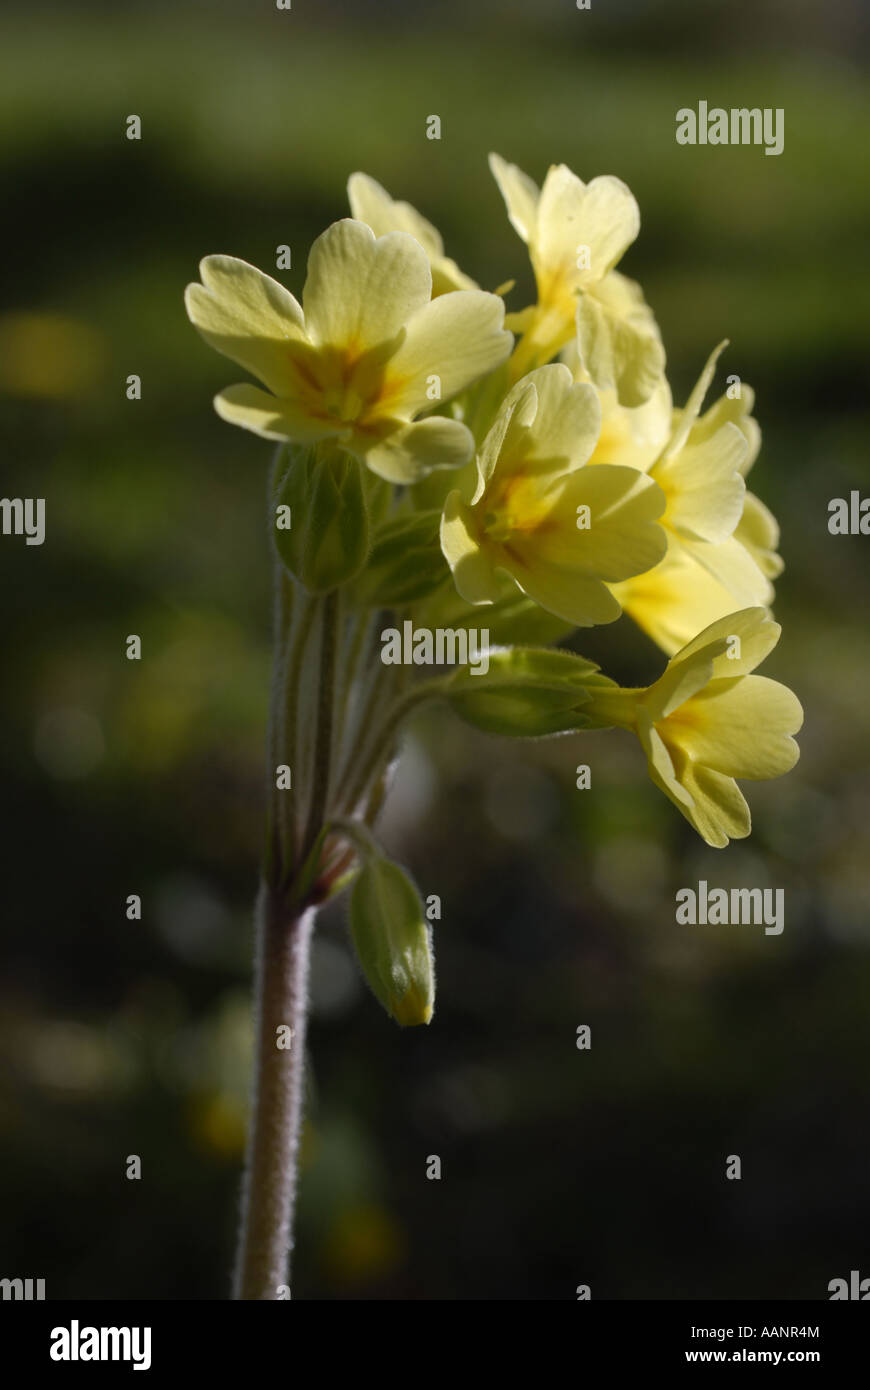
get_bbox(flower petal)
[583,374,673,473]
[495,364,602,479]
[536,168,640,286]
[347,172,478,295]
[365,416,474,484]
[639,707,749,847]
[506,553,623,627]
[653,420,747,544]
[476,380,539,494]
[185,256,306,395]
[488,152,540,244]
[348,171,444,257]
[689,381,761,476]
[302,219,432,349]
[736,491,783,579]
[682,534,773,607]
[667,607,781,680]
[214,383,344,444]
[637,708,700,818]
[524,463,666,580]
[576,271,665,408]
[677,675,803,780]
[386,290,513,415]
[679,760,752,847]
[611,545,754,657]
[646,648,719,721]
[665,340,728,458]
[441,489,505,604]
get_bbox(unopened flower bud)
[349,855,434,1027]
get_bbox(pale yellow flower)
[440,364,666,627]
[586,609,803,847]
[648,351,760,595]
[489,153,664,404]
[185,219,512,483]
[680,372,782,582]
[347,172,478,296]
[604,345,779,653]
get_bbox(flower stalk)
[235,461,428,1298]
[233,888,313,1301]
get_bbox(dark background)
[1,0,868,1299]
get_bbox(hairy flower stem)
[235,454,439,1296]
[341,679,448,815]
[233,589,334,1301]
[301,590,339,862]
[234,467,331,1299]
[234,588,329,1300]
[233,886,314,1300]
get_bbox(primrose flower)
[648,346,753,579]
[489,153,664,404]
[440,364,667,627]
[347,172,478,296]
[586,609,802,847]
[601,346,779,653]
[683,373,783,584]
[185,218,512,483]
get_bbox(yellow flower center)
[655,702,703,768]
[541,277,578,325]
[483,472,555,542]
[285,339,406,433]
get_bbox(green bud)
[349,855,434,1027]
[274,445,369,593]
[362,470,393,530]
[357,510,448,607]
[446,647,611,738]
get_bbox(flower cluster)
[186,157,802,1022]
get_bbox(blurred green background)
[1,0,868,1300]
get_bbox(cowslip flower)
[687,374,783,586]
[645,348,753,582]
[185,218,512,483]
[585,608,803,847]
[347,172,479,296]
[489,153,664,404]
[440,364,667,627]
[604,346,779,653]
